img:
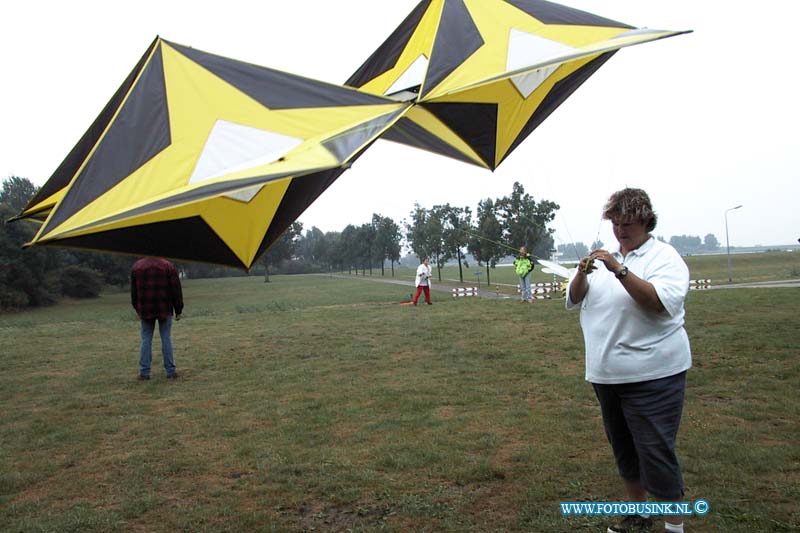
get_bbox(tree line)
[2,175,729,311]
[261,181,559,287]
[1,176,134,308]
[2,174,735,312]
[556,233,721,261]
[2,177,559,309]
[259,214,403,282]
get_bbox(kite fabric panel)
[346,0,690,170]
[13,0,689,269]
[15,38,408,269]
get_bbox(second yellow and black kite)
[347,0,690,169]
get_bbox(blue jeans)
[519,274,532,301]
[139,317,176,377]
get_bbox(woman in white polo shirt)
[567,188,692,533]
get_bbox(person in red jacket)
[131,257,183,380]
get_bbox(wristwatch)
[615,266,629,280]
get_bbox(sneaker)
[167,372,179,379]
[608,515,654,533]
[138,374,150,381]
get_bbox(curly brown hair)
[602,188,658,232]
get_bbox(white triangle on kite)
[385,54,429,95]
[507,29,575,98]
[224,184,264,203]
[189,120,303,185]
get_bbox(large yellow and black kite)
[13,0,689,269]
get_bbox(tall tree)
[467,198,504,286]
[261,221,303,282]
[386,219,402,277]
[669,235,702,255]
[406,204,445,281]
[0,176,37,212]
[1,177,58,307]
[357,222,377,275]
[497,182,559,259]
[703,233,720,251]
[297,226,325,265]
[406,204,429,259]
[558,242,589,261]
[439,204,472,283]
[339,225,359,274]
[324,231,343,272]
[372,214,401,276]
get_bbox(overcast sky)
[2,0,798,249]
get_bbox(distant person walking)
[412,257,433,305]
[131,257,183,380]
[566,188,692,533]
[514,246,534,302]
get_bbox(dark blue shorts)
[592,371,686,500]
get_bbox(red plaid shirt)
[131,258,184,320]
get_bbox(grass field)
[371,250,800,293]
[1,272,798,531]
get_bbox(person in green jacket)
[514,246,534,302]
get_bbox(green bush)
[27,286,57,306]
[44,270,63,295]
[54,266,103,298]
[282,259,320,275]
[0,286,29,310]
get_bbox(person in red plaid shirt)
[131,257,184,380]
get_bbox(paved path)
[323,274,514,300]
[708,279,800,289]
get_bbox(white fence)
[518,281,566,299]
[689,279,712,290]
[452,287,479,297]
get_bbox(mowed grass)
[379,250,800,291]
[0,275,798,532]
[682,250,800,284]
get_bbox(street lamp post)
[725,205,743,283]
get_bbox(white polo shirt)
[566,237,692,384]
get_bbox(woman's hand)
[588,249,665,313]
[589,249,622,275]
[577,255,596,275]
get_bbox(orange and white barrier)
[452,287,479,297]
[519,281,566,299]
